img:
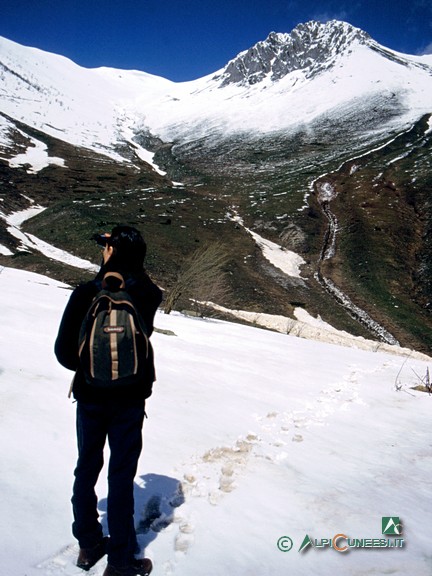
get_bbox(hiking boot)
[102,558,153,576]
[77,536,109,570]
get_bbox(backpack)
[78,272,149,388]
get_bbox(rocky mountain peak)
[216,20,371,86]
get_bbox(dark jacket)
[55,269,163,404]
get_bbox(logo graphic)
[382,517,402,535]
[298,534,313,553]
[277,536,293,552]
[278,518,405,556]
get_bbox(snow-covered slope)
[1,265,431,576]
[0,34,175,160]
[1,20,432,162]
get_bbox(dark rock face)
[216,21,370,86]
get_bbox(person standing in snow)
[55,225,162,576]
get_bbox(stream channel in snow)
[313,179,399,347]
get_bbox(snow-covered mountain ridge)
[1,19,432,159]
[215,20,372,85]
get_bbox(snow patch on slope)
[4,131,65,173]
[0,204,99,271]
[246,227,305,278]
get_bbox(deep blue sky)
[1,0,431,81]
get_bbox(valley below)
[1,22,432,355]
[1,110,431,355]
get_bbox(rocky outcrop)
[215,20,370,86]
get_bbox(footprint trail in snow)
[153,367,366,574]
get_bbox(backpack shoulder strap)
[102,272,126,290]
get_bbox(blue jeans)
[72,402,145,567]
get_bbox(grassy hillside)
[1,113,431,353]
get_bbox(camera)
[92,233,110,247]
